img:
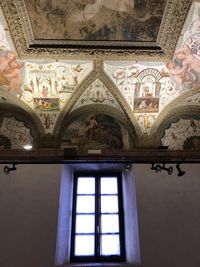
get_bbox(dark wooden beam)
[0,149,200,163]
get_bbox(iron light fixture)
[176,163,186,177]
[4,164,17,175]
[151,163,173,175]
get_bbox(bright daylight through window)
[70,173,126,262]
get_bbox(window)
[55,164,141,266]
[70,172,126,263]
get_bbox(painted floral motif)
[0,117,33,149]
[178,92,200,106]
[71,79,123,112]
[38,112,58,133]
[135,113,156,134]
[161,118,200,150]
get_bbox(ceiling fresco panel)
[24,0,166,42]
[0,0,191,59]
[60,112,135,151]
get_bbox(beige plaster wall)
[134,164,200,267]
[0,163,200,267]
[0,164,62,267]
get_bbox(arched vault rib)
[101,63,142,137]
[54,59,142,137]
[53,68,98,136]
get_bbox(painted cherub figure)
[3,60,23,96]
[0,51,24,96]
[166,61,186,92]
[175,46,200,83]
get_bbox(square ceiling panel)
[1,0,191,60]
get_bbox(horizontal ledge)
[0,149,200,163]
[56,263,141,267]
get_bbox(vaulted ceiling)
[1,0,200,162]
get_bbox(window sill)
[55,263,141,267]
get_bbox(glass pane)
[75,235,94,256]
[77,177,95,194]
[75,215,95,233]
[100,234,120,255]
[101,196,118,213]
[76,196,95,213]
[101,177,118,194]
[101,214,119,233]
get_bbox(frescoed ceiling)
[1,0,200,162]
[0,0,190,59]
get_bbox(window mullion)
[95,174,100,258]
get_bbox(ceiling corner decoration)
[0,116,33,150]
[161,117,200,150]
[0,0,191,60]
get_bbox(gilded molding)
[0,0,191,60]
[157,0,192,58]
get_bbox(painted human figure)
[46,77,52,95]
[175,47,200,82]
[36,77,41,93]
[2,58,24,96]
[0,51,16,72]
[0,51,24,96]
[54,80,59,94]
[84,116,100,139]
[166,61,186,92]
[29,80,35,93]
[42,85,48,97]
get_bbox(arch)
[150,87,200,137]
[0,86,45,135]
[0,102,45,147]
[153,105,200,147]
